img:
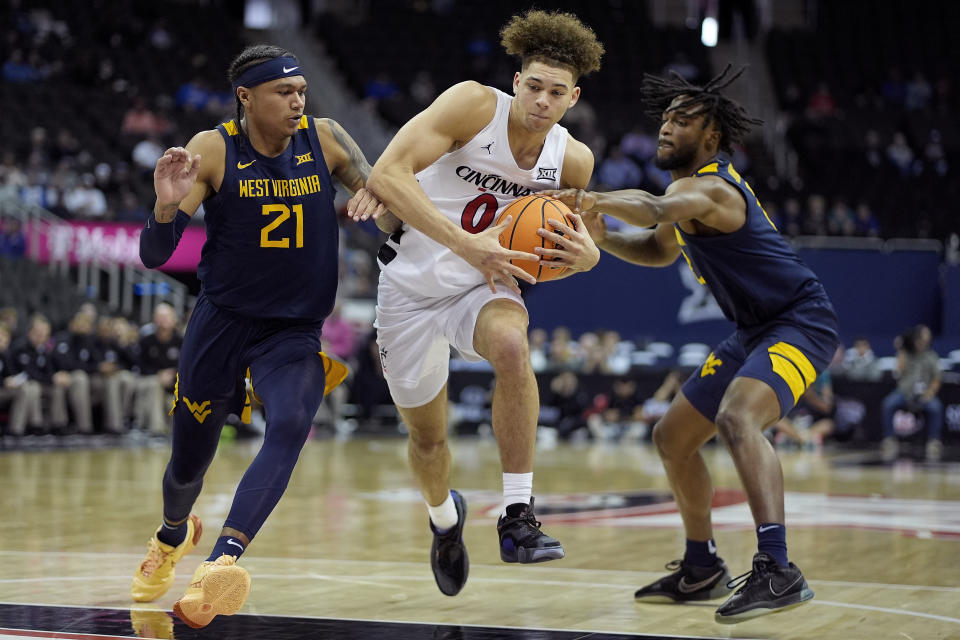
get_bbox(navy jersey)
[198,117,339,321]
[674,158,833,329]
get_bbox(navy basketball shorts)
[682,305,839,422]
[172,294,328,425]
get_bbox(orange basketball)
[495,194,575,283]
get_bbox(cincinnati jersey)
[198,117,339,321]
[378,87,568,298]
[675,157,835,329]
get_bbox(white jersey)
[378,87,569,298]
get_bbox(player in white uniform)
[349,10,605,596]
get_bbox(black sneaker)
[497,497,564,563]
[634,558,732,603]
[430,490,469,596]
[714,552,814,624]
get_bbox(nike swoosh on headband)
[283,66,299,73]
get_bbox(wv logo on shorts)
[295,151,314,166]
[181,396,212,423]
[700,352,723,377]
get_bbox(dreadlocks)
[640,64,763,154]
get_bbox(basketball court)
[1,436,958,639]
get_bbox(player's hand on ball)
[535,213,600,273]
[459,215,539,294]
[539,188,597,214]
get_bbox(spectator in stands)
[115,188,149,222]
[842,337,881,381]
[598,375,645,441]
[597,145,642,190]
[122,97,170,138]
[629,369,684,441]
[134,303,181,435]
[854,202,880,237]
[132,136,165,174]
[2,49,46,83]
[63,173,108,219]
[9,314,86,435]
[600,329,630,375]
[97,316,138,434]
[548,326,577,370]
[19,169,59,211]
[829,198,856,236]
[409,70,437,107]
[1,324,43,437]
[528,327,549,373]
[347,330,393,424]
[803,194,828,236]
[619,127,656,165]
[771,370,834,450]
[51,311,97,434]
[881,325,943,462]
[780,197,802,237]
[577,331,603,373]
[0,152,27,190]
[0,308,18,335]
[0,218,27,260]
[544,370,590,440]
[886,132,915,176]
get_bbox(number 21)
[260,203,303,248]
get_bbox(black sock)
[156,519,188,547]
[207,535,247,562]
[757,523,788,566]
[684,538,718,568]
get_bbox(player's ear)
[512,71,521,94]
[237,87,251,107]
[568,86,581,109]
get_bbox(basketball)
[495,194,576,282]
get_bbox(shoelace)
[725,561,773,591]
[500,498,543,532]
[139,543,170,578]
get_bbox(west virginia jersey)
[199,117,339,321]
[675,157,840,420]
[675,158,830,329]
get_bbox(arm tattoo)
[328,119,372,194]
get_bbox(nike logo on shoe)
[757,524,781,533]
[677,570,723,593]
[227,539,244,551]
[237,160,256,169]
[769,574,803,597]
[707,539,717,554]
[283,66,299,73]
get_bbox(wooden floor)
[1,435,959,639]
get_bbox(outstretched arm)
[544,175,744,232]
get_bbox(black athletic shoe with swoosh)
[714,552,814,623]
[430,490,469,596]
[634,557,732,603]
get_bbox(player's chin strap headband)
[232,56,302,92]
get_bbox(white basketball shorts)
[375,278,524,408]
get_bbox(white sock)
[427,493,458,531]
[502,472,533,516]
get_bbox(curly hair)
[500,10,604,80]
[227,44,298,126]
[640,64,762,154]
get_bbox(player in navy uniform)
[546,66,838,623]
[130,44,383,629]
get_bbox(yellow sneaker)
[131,514,203,602]
[173,554,250,629]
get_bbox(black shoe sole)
[635,582,733,603]
[500,545,565,564]
[714,587,814,624]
